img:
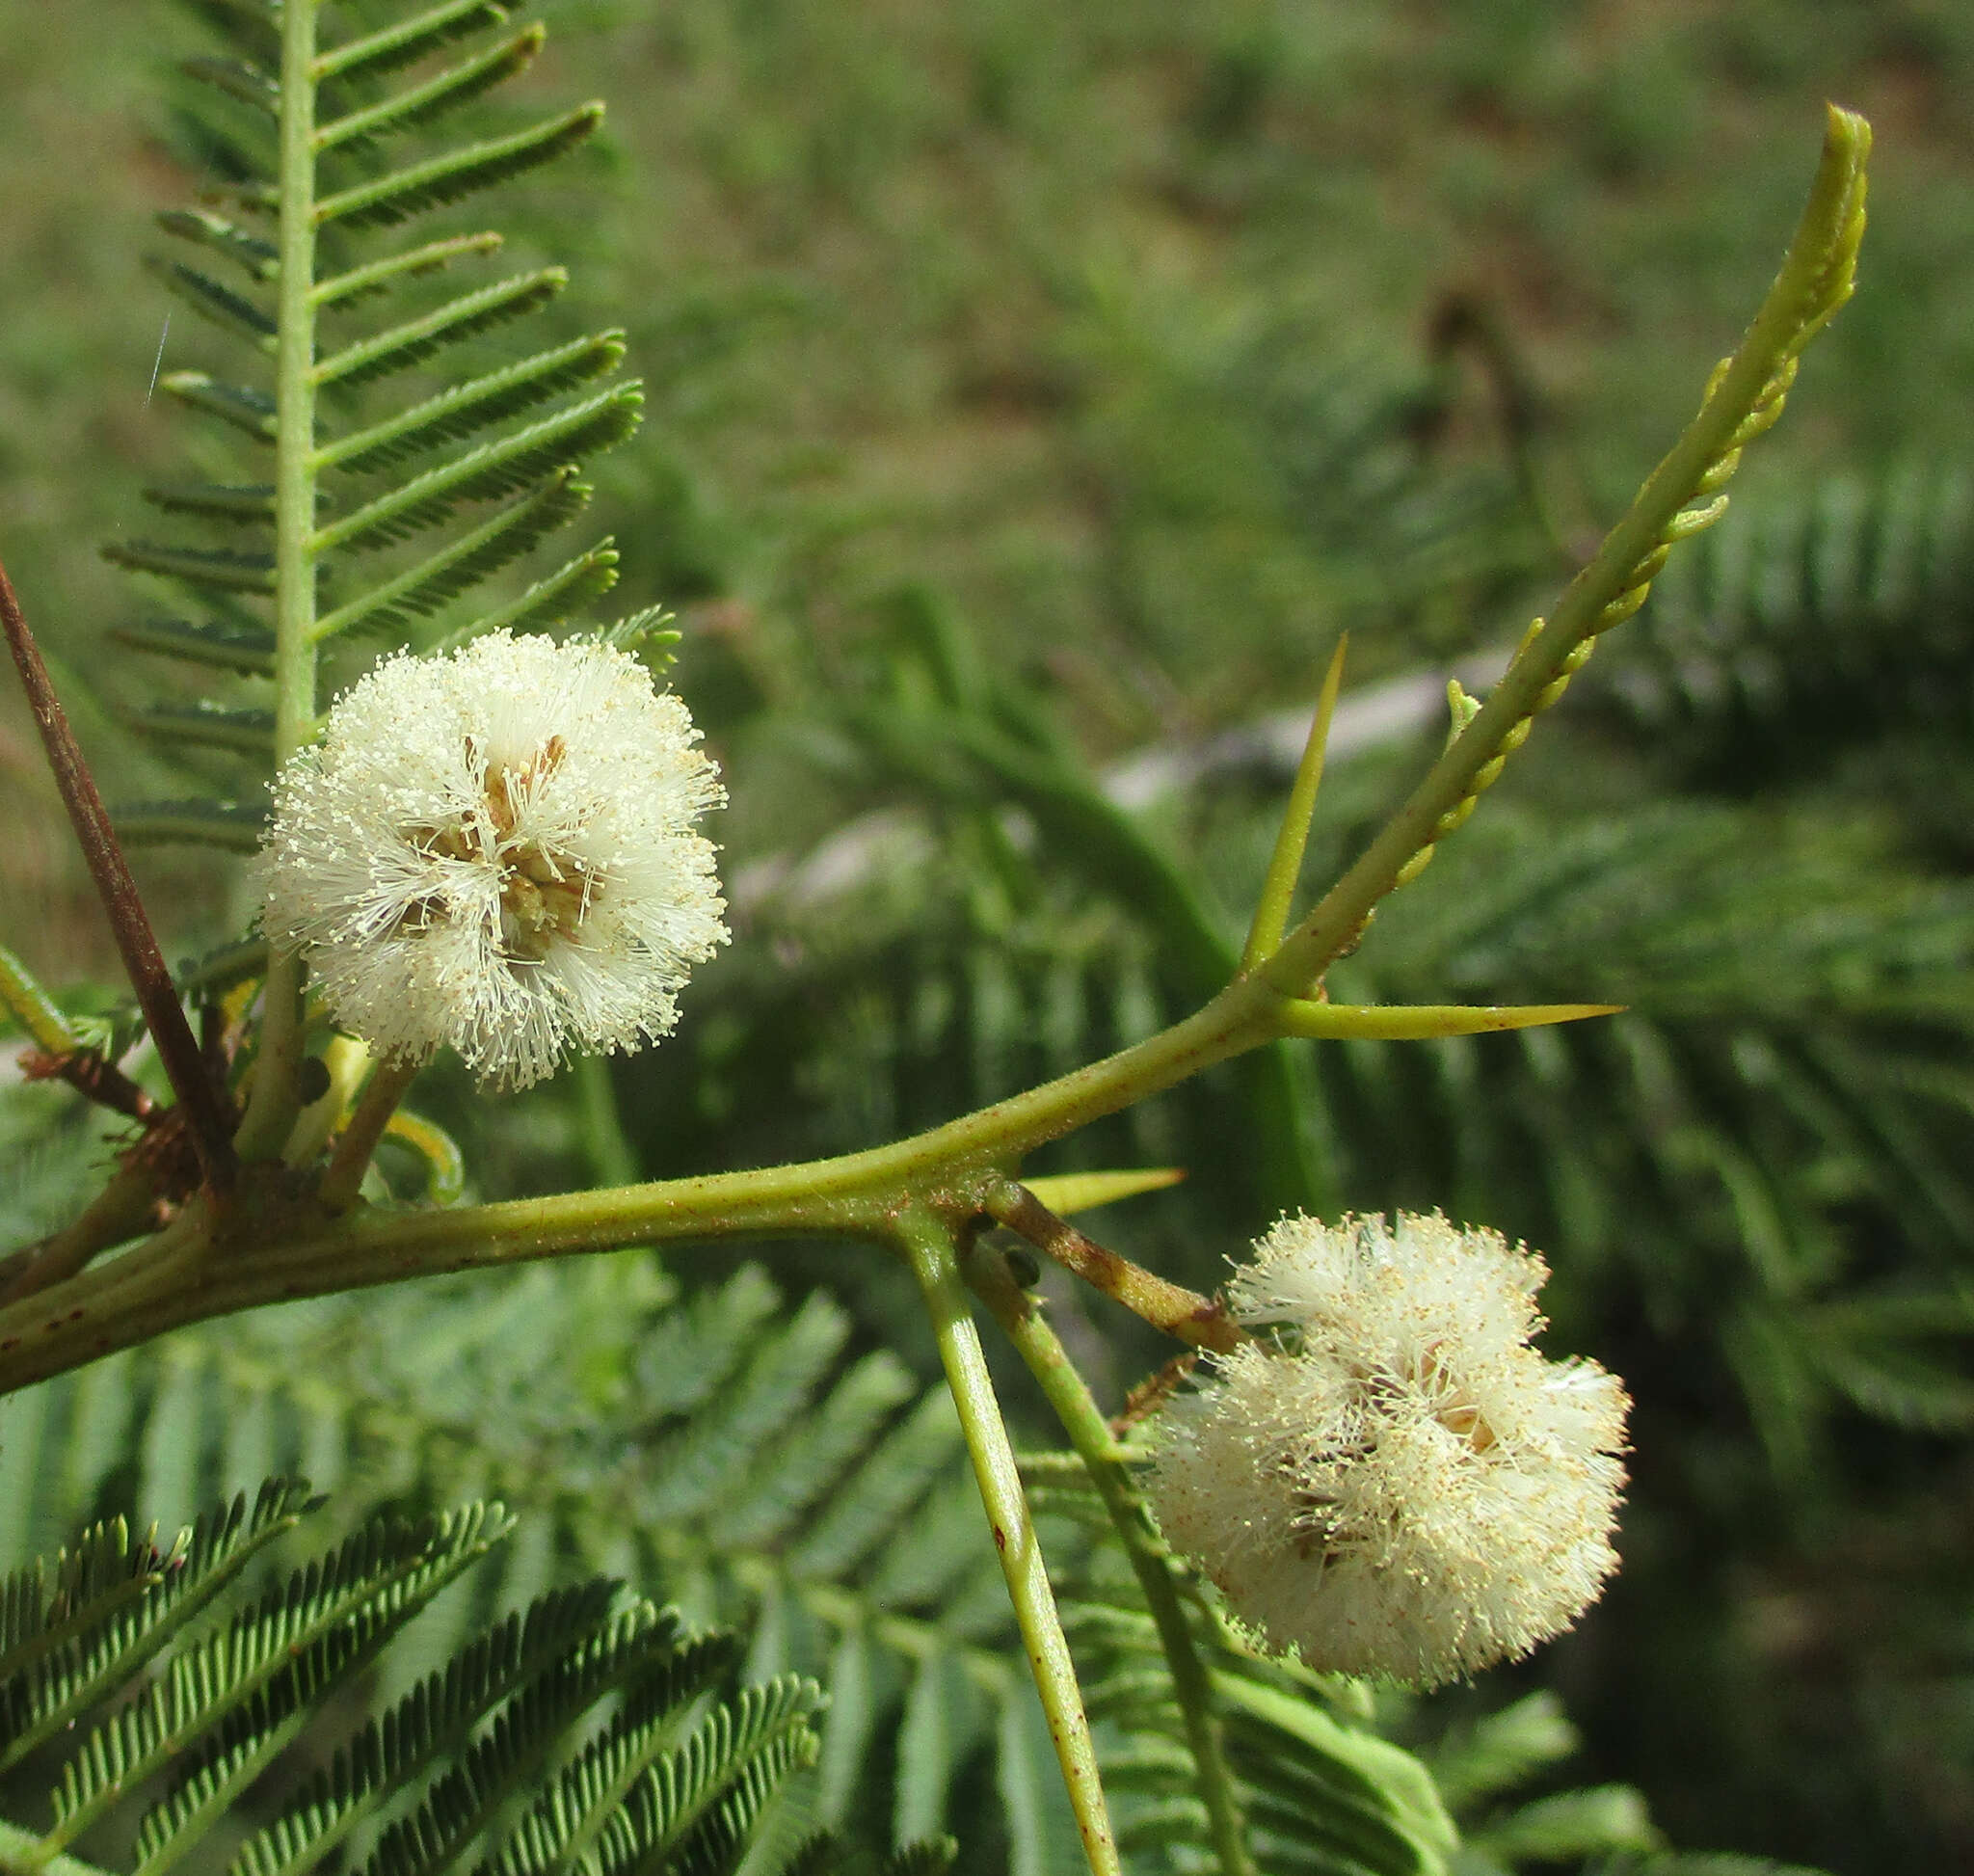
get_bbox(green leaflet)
[313,472,595,640]
[314,26,547,154]
[311,270,569,388]
[313,107,605,232]
[309,386,643,553]
[315,1,513,83]
[108,618,278,676]
[316,334,627,474]
[116,703,276,756]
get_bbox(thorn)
[1241,634,1347,972]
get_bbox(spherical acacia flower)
[1145,1211,1628,1686]
[259,630,729,1089]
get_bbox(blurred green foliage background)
[3,3,1973,1872]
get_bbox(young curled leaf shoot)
[1257,104,1870,1000]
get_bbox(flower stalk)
[986,1179,1240,1353]
[903,1213,1120,1876]
[319,1058,421,1211]
[968,1240,1257,1876]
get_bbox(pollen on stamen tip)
[257,629,730,1090]
[1143,1211,1629,1688]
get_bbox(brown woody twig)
[0,556,236,1193]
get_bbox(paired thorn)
[1273,1000,1624,1041]
[1023,1166,1186,1216]
[0,555,237,1195]
[1240,635,1347,974]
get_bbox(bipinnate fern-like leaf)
[281,1603,730,1876]
[111,0,664,857]
[0,1482,829,1876]
[475,1673,822,1876]
[232,1575,627,1876]
[0,1477,320,1776]
[46,1500,517,1859]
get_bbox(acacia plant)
[0,3,1872,1872]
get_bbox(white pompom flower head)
[259,629,730,1090]
[1144,1211,1629,1688]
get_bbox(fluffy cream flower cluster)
[259,630,728,1089]
[1145,1211,1627,1686]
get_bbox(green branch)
[0,971,1285,1393]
